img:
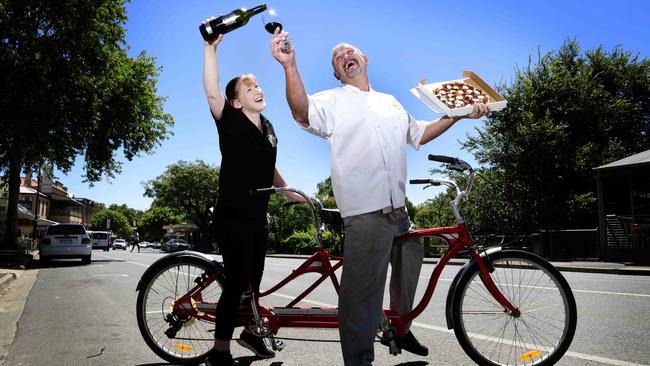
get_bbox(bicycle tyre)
[451,250,577,366]
[136,254,224,365]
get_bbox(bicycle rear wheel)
[136,255,224,365]
[452,250,576,366]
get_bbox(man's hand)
[270,27,295,68]
[465,102,490,119]
[202,17,224,48]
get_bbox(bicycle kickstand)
[379,316,400,356]
[245,291,285,352]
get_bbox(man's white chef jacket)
[299,84,428,218]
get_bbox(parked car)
[149,241,162,250]
[139,241,149,249]
[39,223,92,264]
[113,238,128,250]
[90,231,111,251]
[164,238,191,252]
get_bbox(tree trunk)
[2,156,23,249]
[198,222,212,253]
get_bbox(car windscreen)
[47,225,86,235]
[91,233,108,239]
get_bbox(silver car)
[40,224,92,264]
[164,239,191,252]
[113,238,128,250]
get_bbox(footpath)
[0,251,649,363]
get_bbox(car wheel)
[82,255,91,265]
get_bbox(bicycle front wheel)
[136,255,224,365]
[452,250,577,366]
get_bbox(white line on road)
[92,274,129,278]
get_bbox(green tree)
[463,39,650,235]
[143,160,219,251]
[267,193,312,252]
[91,208,131,238]
[108,203,141,227]
[315,177,337,208]
[0,0,173,248]
[139,205,184,242]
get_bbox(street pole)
[31,167,42,249]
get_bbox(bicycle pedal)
[270,338,285,352]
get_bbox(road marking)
[570,288,650,298]
[106,253,650,299]
[92,274,129,278]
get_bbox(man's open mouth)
[344,59,357,71]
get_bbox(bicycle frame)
[170,202,518,340]
[140,155,576,366]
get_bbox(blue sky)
[57,0,650,211]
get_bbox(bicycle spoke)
[454,252,575,366]
[137,259,223,363]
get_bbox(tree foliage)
[461,39,650,234]
[0,0,173,247]
[315,177,337,208]
[139,205,184,242]
[267,193,313,252]
[108,203,141,227]
[90,208,131,238]
[143,160,219,251]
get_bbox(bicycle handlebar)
[428,154,458,164]
[409,179,441,186]
[414,154,477,224]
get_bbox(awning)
[37,218,59,226]
[17,205,35,220]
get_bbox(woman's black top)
[213,102,277,221]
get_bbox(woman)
[202,22,303,365]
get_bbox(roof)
[594,149,650,171]
[19,186,48,198]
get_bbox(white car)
[39,223,92,264]
[113,238,128,250]
[90,231,111,251]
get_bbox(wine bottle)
[199,4,267,42]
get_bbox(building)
[0,172,98,239]
[594,149,650,262]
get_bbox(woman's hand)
[202,17,224,48]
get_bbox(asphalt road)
[4,250,650,366]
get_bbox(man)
[271,31,489,366]
[130,232,140,253]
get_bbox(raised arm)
[270,28,310,126]
[419,103,490,145]
[202,21,226,120]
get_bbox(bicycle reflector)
[519,349,542,362]
[175,344,193,351]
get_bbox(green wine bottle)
[199,4,267,41]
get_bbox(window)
[47,224,86,235]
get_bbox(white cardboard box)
[410,70,507,116]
